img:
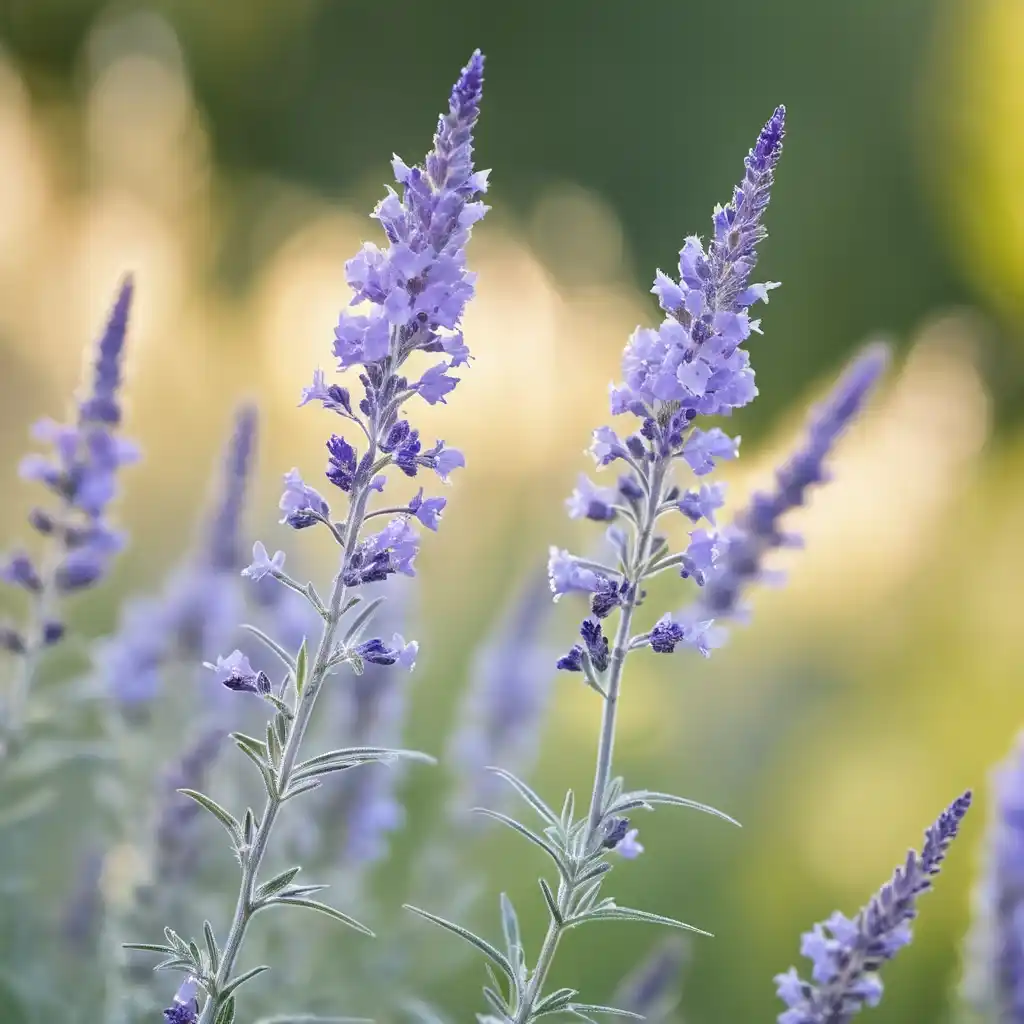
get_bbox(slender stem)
[197,448,378,1023]
[512,459,667,1024]
[3,527,62,754]
[586,459,665,836]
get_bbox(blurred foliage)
[0,1,1022,1023]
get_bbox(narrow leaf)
[539,878,563,925]
[578,906,712,936]
[256,866,301,901]
[240,624,295,672]
[404,905,514,982]
[122,942,174,955]
[178,789,241,843]
[281,779,322,801]
[342,595,386,644]
[203,921,220,974]
[569,1005,643,1020]
[486,767,558,826]
[233,739,278,800]
[214,997,236,1024]
[221,965,271,999]
[499,893,520,962]
[274,898,373,936]
[294,638,308,696]
[534,988,577,1015]
[473,807,570,879]
[613,790,740,827]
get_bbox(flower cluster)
[1,278,137,736]
[775,792,972,1023]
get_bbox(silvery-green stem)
[513,460,666,1024]
[3,527,62,754]
[197,462,376,1024]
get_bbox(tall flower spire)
[1,277,138,743]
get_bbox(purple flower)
[208,650,270,695]
[409,488,446,531]
[697,346,887,621]
[556,645,584,672]
[1,552,42,592]
[424,441,465,482]
[648,613,719,658]
[617,828,644,859]
[589,426,629,466]
[279,468,330,529]
[579,618,610,671]
[356,633,418,670]
[343,519,420,586]
[416,363,460,405]
[300,368,352,414]
[567,475,618,521]
[163,977,199,1024]
[326,433,358,492]
[242,541,286,581]
[775,792,972,1023]
[548,547,606,599]
[677,482,726,524]
[962,735,1024,1020]
[682,428,740,477]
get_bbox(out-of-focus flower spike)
[697,344,888,623]
[449,570,556,819]
[961,734,1024,1022]
[613,937,690,1023]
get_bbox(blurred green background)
[2,0,1024,1021]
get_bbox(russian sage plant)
[126,49,489,1024]
[1,277,137,755]
[775,792,972,1022]
[403,108,902,1024]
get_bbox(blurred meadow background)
[1,0,1023,1021]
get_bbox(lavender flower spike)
[128,54,487,1024]
[775,791,972,1024]
[961,735,1024,1021]
[694,343,888,623]
[2,276,137,744]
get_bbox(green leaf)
[267,721,283,769]
[203,921,220,974]
[121,942,174,955]
[240,624,296,673]
[177,789,241,843]
[482,987,509,1018]
[342,594,386,645]
[473,808,570,880]
[213,997,236,1024]
[499,893,521,965]
[611,790,741,827]
[232,735,278,799]
[569,1005,643,1020]
[575,905,712,936]
[295,638,308,696]
[273,897,374,936]
[290,747,434,783]
[486,767,559,826]
[221,965,271,999]
[404,905,514,982]
[281,779,321,801]
[256,866,301,901]
[533,988,577,1016]
[560,790,575,831]
[538,878,562,926]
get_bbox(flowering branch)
[1,278,137,753]
[123,50,489,1024]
